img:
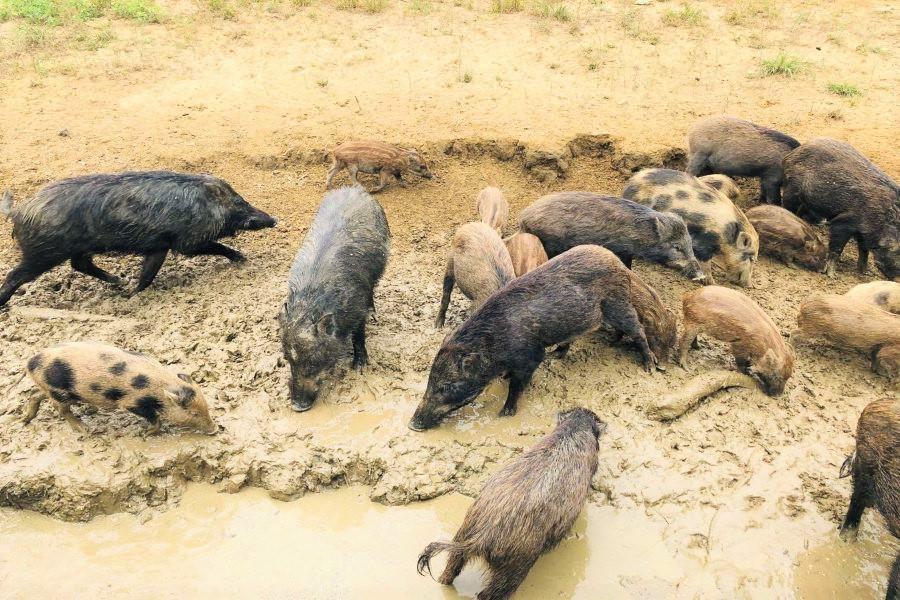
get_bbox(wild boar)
[874,345,900,381]
[745,205,827,271]
[279,187,390,412]
[844,281,900,315]
[687,115,800,205]
[621,271,678,367]
[23,341,216,434]
[518,192,705,281]
[623,168,759,286]
[417,407,606,600]
[324,140,432,193]
[409,245,655,430]
[698,174,742,203]
[0,172,277,308]
[679,285,794,395]
[504,232,548,277]
[782,138,900,279]
[435,222,515,328]
[839,398,899,600]
[475,187,509,234]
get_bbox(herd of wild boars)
[1,117,898,599]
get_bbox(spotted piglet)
[23,341,217,435]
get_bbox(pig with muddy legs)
[0,171,277,308]
[417,407,606,600]
[839,398,900,600]
[279,187,390,412]
[410,245,655,431]
[503,232,548,277]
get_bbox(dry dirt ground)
[0,0,898,597]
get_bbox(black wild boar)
[435,222,515,328]
[745,205,826,271]
[23,341,216,434]
[518,192,705,281]
[839,398,899,600]
[279,187,390,412]
[0,171,277,308]
[782,138,900,279]
[409,245,655,430]
[687,115,800,205]
[417,407,606,600]
[623,168,759,287]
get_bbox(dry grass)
[662,4,704,27]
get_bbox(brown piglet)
[325,140,432,193]
[503,232,548,277]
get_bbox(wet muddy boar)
[417,407,606,600]
[687,115,800,205]
[518,192,705,281]
[409,245,655,430]
[435,222,515,328]
[839,398,900,600]
[745,205,826,271]
[845,281,900,315]
[324,140,432,193]
[0,171,277,308]
[679,285,794,395]
[794,294,900,375]
[279,187,390,412]
[622,271,677,367]
[23,341,216,434]
[503,232,548,277]
[623,168,759,286]
[475,187,509,234]
[782,138,900,279]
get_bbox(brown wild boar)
[687,115,800,205]
[324,140,432,193]
[844,281,900,315]
[503,232,548,277]
[745,205,826,271]
[417,407,606,600]
[874,345,900,381]
[698,174,742,203]
[839,398,899,599]
[622,271,677,367]
[475,187,509,234]
[23,341,216,434]
[679,286,794,395]
[435,222,515,328]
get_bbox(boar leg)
[55,401,86,433]
[352,324,368,370]
[71,254,124,286]
[0,259,58,308]
[435,260,455,328]
[824,212,857,276]
[394,172,408,188]
[500,348,545,417]
[347,164,362,188]
[135,250,169,292]
[603,293,657,372]
[686,152,710,177]
[854,234,869,274]
[325,160,344,189]
[188,241,246,263]
[760,173,782,205]
[888,553,899,600]
[839,466,872,541]
[438,551,466,585]
[370,170,391,194]
[21,391,43,425]
[552,343,571,358]
[678,323,702,367]
[478,558,537,600]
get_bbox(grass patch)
[855,42,884,55]
[73,24,113,49]
[724,0,778,26]
[204,0,235,18]
[761,52,804,77]
[662,3,703,27]
[619,8,658,44]
[460,71,472,83]
[489,0,521,12]
[408,0,429,14]
[336,0,385,11]
[290,0,312,6]
[111,0,162,21]
[531,0,569,21]
[826,82,861,97]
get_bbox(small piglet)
[745,205,826,271]
[475,187,509,234]
[23,341,216,434]
[325,140,432,193]
[844,281,900,315]
[679,285,794,395]
[504,232,548,277]
[624,271,677,367]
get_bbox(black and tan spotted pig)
[23,341,217,434]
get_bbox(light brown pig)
[745,204,826,271]
[475,187,509,234]
[325,140,432,193]
[844,281,900,315]
[503,232,548,277]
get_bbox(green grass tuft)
[761,52,804,77]
[826,82,861,97]
[489,0,521,12]
[531,0,569,21]
[662,3,703,27]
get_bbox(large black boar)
[409,245,655,431]
[782,139,900,279]
[279,186,390,412]
[417,407,606,600]
[687,115,800,205]
[0,171,277,307]
[518,192,705,281]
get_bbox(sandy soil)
[0,0,898,597]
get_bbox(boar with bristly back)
[0,172,277,308]
[782,138,900,279]
[623,169,759,286]
[23,341,216,434]
[503,232,548,277]
[619,271,677,367]
[679,286,794,395]
[839,398,900,600]
[745,205,826,271]
[518,192,705,281]
[417,407,606,600]
[324,140,432,193]
[435,222,515,328]
[687,115,800,205]
[844,281,900,315]
[475,187,509,234]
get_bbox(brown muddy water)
[1,484,896,599]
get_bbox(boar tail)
[416,541,466,579]
[0,190,12,219]
[839,452,855,478]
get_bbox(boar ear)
[736,231,752,250]
[177,373,191,383]
[316,313,336,337]
[165,386,195,409]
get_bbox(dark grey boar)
[745,204,826,271]
[623,168,759,287]
[435,222,515,328]
[409,245,655,431]
[782,138,900,279]
[279,186,390,412]
[0,171,277,308]
[518,192,705,281]
[417,407,606,600]
[839,398,899,600]
[687,115,800,205]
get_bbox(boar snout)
[289,377,319,412]
[243,210,278,231]
[683,260,706,282]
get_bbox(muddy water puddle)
[1,484,895,599]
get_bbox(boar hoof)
[499,405,517,417]
[838,526,859,543]
[291,401,314,413]
[231,252,247,264]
